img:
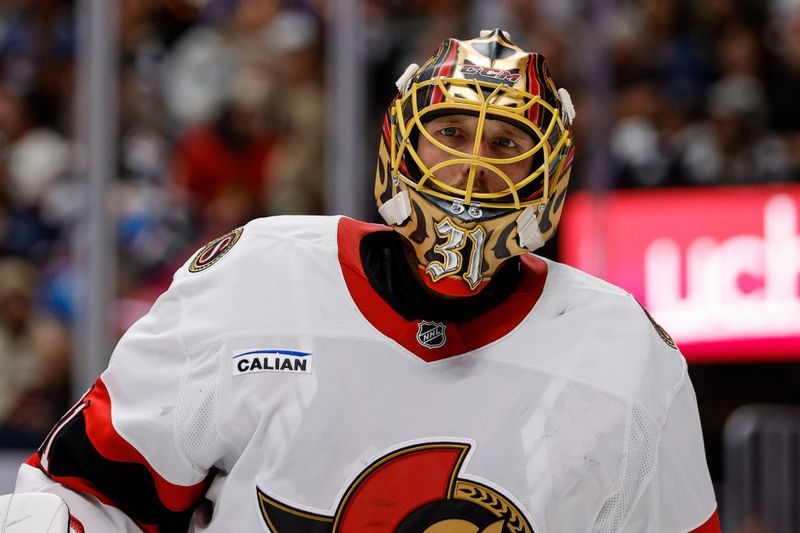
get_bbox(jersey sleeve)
[14,283,219,532]
[616,376,721,533]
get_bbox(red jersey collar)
[337,217,548,362]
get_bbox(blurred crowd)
[0,0,799,444]
[0,0,327,445]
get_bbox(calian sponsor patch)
[233,349,311,376]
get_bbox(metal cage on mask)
[390,76,572,213]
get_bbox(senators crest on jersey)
[189,227,243,272]
[637,301,678,350]
[257,442,533,532]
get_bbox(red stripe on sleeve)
[25,452,41,468]
[68,515,85,533]
[690,510,721,533]
[83,378,206,513]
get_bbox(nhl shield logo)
[416,320,447,349]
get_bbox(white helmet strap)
[378,190,412,225]
[395,63,420,96]
[515,205,546,251]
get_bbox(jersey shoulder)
[164,215,349,347]
[540,257,630,299]
[175,215,343,281]
[542,257,670,340]
[536,258,688,423]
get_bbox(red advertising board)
[559,185,800,363]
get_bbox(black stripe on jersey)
[42,409,197,532]
[258,488,333,532]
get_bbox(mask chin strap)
[516,205,545,251]
[379,190,412,225]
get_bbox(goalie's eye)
[495,137,517,149]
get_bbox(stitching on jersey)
[171,284,227,476]
[612,371,690,531]
[180,328,387,355]
[592,399,634,531]
[544,258,632,298]
[240,215,343,249]
[173,284,190,358]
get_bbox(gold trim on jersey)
[188,226,244,273]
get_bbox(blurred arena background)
[0,0,798,531]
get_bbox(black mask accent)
[472,30,518,62]
[409,200,428,244]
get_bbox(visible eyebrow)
[492,123,529,139]
[424,116,474,127]
[423,116,531,143]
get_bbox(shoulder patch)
[189,227,244,273]
[637,300,677,350]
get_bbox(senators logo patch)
[637,301,677,350]
[189,227,243,272]
[258,442,534,532]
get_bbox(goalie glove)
[0,493,73,533]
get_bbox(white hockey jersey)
[15,216,720,532]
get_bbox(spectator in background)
[167,3,328,230]
[0,258,38,411]
[0,0,75,97]
[610,80,673,187]
[765,0,800,180]
[716,22,764,79]
[677,75,790,185]
[159,9,240,130]
[611,74,790,187]
[160,0,280,131]
[0,87,66,259]
[262,10,326,215]
[0,258,44,444]
[2,88,70,212]
[110,3,325,337]
[4,314,71,441]
[170,66,277,237]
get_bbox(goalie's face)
[374,30,576,293]
[417,115,536,195]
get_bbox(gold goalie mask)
[374,29,576,293]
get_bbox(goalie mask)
[374,29,576,293]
